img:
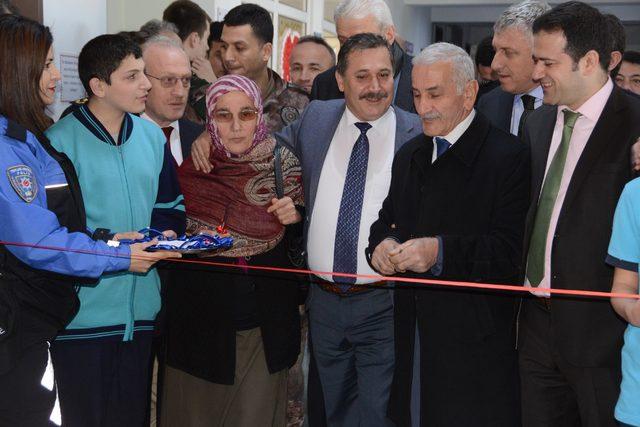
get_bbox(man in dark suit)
[519,3,640,426]
[274,34,422,426]
[477,0,549,136]
[140,35,204,426]
[367,42,529,427]
[310,0,415,114]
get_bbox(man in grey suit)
[272,33,422,426]
[477,0,549,136]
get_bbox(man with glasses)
[141,35,204,166]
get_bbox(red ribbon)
[2,239,637,300]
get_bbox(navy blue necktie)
[333,122,372,291]
[435,137,451,159]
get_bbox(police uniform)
[0,116,131,426]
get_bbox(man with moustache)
[310,0,416,113]
[274,33,422,426]
[368,42,529,427]
[289,35,336,93]
[519,3,640,425]
[477,0,550,136]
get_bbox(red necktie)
[162,126,178,167]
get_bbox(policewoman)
[0,15,176,426]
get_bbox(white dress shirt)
[141,113,183,166]
[510,85,544,136]
[431,110,476,163]
[307,106,397,284]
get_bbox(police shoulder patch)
[6,165,38,203]
[280,106,300,125]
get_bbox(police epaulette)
[5,119,27,143]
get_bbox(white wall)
[43,0,107,120]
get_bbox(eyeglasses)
[213,109,259,123]
[145,73,191,88]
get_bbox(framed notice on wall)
[59,53,85,102]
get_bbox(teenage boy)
[46,34,185,427]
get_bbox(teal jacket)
[46,105,183,341]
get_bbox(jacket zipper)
[118,144,137,341]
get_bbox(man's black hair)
[623,50,640,66]
[224,4,273,45]
[336,33,393,76]
[605,13,626,76]
[296,35,337,65]
[208,21,224,46]
[78,34,142,97]
[475,35,495,68]
[532,1,611,72]
[163,0,210,41]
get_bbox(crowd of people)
[0,0,640,426]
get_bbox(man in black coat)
[518,3,640,426]
[310,0,415,114]
[476,0,549,136]
[367,42,530,427]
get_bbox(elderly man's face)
[492,26,537,94]
[412,61,476,137]
[335,14,395,46]
[143,45,191,126]
[336,46,394,122]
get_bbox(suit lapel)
[395,52,415,113]
[307,102,346,216]
[394,107,418,152]
[559,88,625,217]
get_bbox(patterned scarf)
[178,75,303,257]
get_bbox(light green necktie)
[526,109,581,286]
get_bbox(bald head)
[142,37,192,126]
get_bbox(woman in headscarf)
[162,75,304,427]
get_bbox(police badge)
[7,165,37,203]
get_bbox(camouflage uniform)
[262,68,309,133]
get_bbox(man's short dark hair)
[296,35,336,65]
[78,34,142,97]
[604,14,626,76]
[208,21,224,46]
[475,35,495,67]
[336,33,393,75]
[224,4,273,45]
[623,51,640,66]
[163,0,210,41]
[533,1,611,72]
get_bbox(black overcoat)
[368,112,530,426]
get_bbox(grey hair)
[142,35,184,53]
[334,0,394,30]
[494,1,551,39]
[413,43,475,94]
[140,19,179,38]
